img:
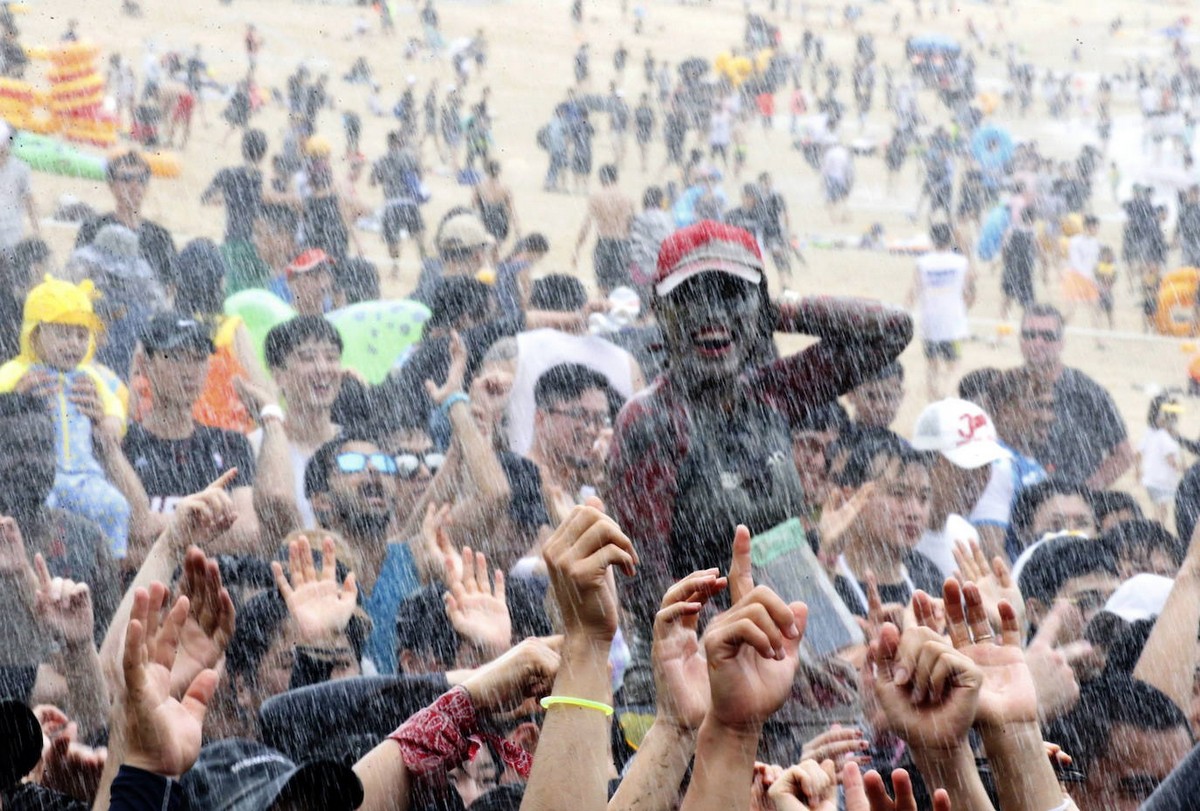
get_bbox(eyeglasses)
[1021,329,1061,342]
[546,407,612,430]
[336,452,397,475]
[394,452,446,478]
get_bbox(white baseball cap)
[911,397,1012,469]
[1101,573,1174,623]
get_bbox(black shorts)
[594,237,632,293]
[383,203,424,246]
[924,340,960,362]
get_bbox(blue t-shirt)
[363,541,422,675]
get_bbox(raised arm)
[1134,523,1200,714]
[522,500,639,811]
[758,297,913,424]
[238,378,302,544]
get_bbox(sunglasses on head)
[394,452,446,478]
[335,452,397,475]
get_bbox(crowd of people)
[3,1,1200,810]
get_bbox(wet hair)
[1148,392,1180,428]
[256,202,299,234]
[427,277,491,330]
[8,238,50,289]
[643,186,664,208]
[395,587,460,670]
[529,274,587,312]
[485,160,501,178]
[510,233,549,257]
[173,239,229,316]
[225,589,290,686]
[534,363,613,411]
[105,149,150,182]
[789,400,850,434]
[1022,302,1064,330]
[264,315,344,370]
[1016,536,1117,606]
[1010,479,1097,546]
[242,128,268,163]
[335,258,380,305]
[364,385,429,441]
[835,431,930,490]
[1046,675,1191,777]
[1092,490,1144,526]
[1102,519,1186,570]
[929,222,953,248]
[472,786,525,811]
[599,164,618,184]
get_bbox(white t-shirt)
[249,428,318,529]
[0,157,31,249]
[506,329,637,455]
[1067,234,1100,281]
[1138,427,1182,491]
[970,457,1015,530]
[917,513,980,580]
[915,251,971,343]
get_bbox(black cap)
[140,312,216,355]
[0,700,44,790]
[181,739,363,811]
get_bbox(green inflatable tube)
[327,299,431,385]
[224,289,297,368]
[12,131,106,180]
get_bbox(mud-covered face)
[657,272,763,389]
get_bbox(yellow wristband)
[539,696,614,716]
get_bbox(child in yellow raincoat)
[0,276,130,558]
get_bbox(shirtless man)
[571,163,635,295]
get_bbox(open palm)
[444,546,511,658]
[121,586,218,779]
[272,536,358,644]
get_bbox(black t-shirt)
[123,423,256,513]
[762,191,787,239]
[1040,367,1128,485]
[832,551,944,618]
[498,451,551,531]
[371,149,421,202]
[75,214,179,289]
[207,166,263,241]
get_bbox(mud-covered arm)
[758,296,913,423]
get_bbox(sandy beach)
[13,0,1200,499]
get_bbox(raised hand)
[33,553,94,646]
[232,376,277,424]
[541,498,637,643]
[767,759,839,811]
[938,579,1038,729]
[0,514,31,576]
[1023,599,1086,723]
[727,523,755,603]
[704,585,807,732]
[166,469,239,550]
[68,374,105,426]
[842,763,952,811]
[801,724,871,772]
[443,546,511,662]
[171,547,236,700]
[952,539,1024,634]
[424,330,467,405]
[652,568,727,733]
[869,617,981,752]
[271,536,358,645]
[460,635,562,716]
[37,712,107,803]
[417,503,460,585]
[120,584,220,779]
[817,483,876,559]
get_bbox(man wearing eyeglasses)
[527,363,618,507]
[302,432,426,675]
[1019,303,1132,490]
[74,150,178,292]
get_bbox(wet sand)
[18,0,1200,500]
